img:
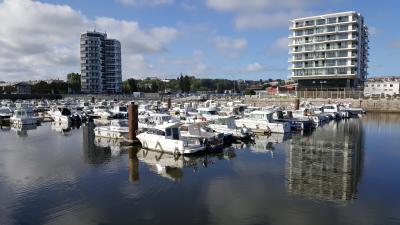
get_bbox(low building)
[364,77,400,97]
[14,82,32,95]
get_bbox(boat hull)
[137,133,204,155]
[235,119,290,133]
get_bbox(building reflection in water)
[286,119,364,202]
[129,147,237,182]
[82,122,112,164]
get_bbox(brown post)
[91,96,95,103]
[167,97,171,109]
[294,98,300,110]
[128,148,139,182]
[128,102,138,140]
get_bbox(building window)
[390,84,393,87]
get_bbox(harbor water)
[0,113,399,225]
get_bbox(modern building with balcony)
[288,12,369,90]
[80,31,122,94]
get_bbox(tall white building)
[289,12,369,90]
[80,31,122,94]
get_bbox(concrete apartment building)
[289,11,369,90]
[80,31,122,94]
[364,77,400,97]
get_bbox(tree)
[67,73,81,94]
[123,78,138,93]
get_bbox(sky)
[0,0,399,81]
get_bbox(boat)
[235,110,291,134]
[10,108,37,126]
[0,107,13,121]
[49,107,72,124]
[137,122,205,155]
[94,119,129,139]
[179,122,225,151]
[207,116,253,140]
[110,105,128,119]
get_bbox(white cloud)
[116,0,174,7]
[244,62,266,72]
[0,0,178,81]
[235,11,312,30]
[212,36,247,50]
[94,17,178,54]
[206,0,318,30]
[205,0,313,12]
[181,1,197,11]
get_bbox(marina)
[1,1,400,224]
[0,112,399,225]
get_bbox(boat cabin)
[148,123,181,140]
[197,107,218,116]
[248,111,274,123]
[110,119,128,127]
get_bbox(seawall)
[214,97,400,113]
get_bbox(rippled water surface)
[1,113,400,225]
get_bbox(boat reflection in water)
[286,119,364,202]
[129,147,236,182]
[11,124,37,137]
[94,136,125,157]
[82,122,129,164]
[51,121,72,135]
[247,133,291,157]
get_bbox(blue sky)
[0,0,399,81]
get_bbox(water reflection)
[11,124,37,136]
[132,147,237,181]
[51,122,72,135]
[248,133,291,157]
[82,122,129,165]
[286,119,364,202]
[82,122,112,164]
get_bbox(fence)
[297,89,363,99]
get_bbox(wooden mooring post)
[128,102,139,141]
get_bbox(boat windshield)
[250,113,264,119]
[119,107,127,112]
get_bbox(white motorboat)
[111,105,128,118]
[179,123,225,151]
[207,116,253,140]
[10,108,37,126]
[235,110,291,134]
[320,104,349,119]
[94,119,129,139]
[49,107,72,124]
[137,122,205,155]
[0,107,13,120]
[92,105,112,119]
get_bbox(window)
[337,68,347,74]
[390,84,393,87]
[327,17,337,24]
